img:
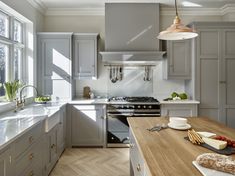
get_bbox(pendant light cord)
[175,0,178,16]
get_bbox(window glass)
[0,11,9,38]
[0,43,8,97]
[14,47,22,80]
[14,20,22,43]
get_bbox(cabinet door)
[71,105,105,146]
[0,148,11,176]
[57,106,66,156]
[37,33,72,101]
[73,34,98,79]
[222,29,235,128]
[163,40,191,79]
[197,29,221,122]
[45,126,58,175]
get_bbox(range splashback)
[101,3,165,64]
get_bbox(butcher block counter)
[127,117,235,176]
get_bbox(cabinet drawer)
[17,161,43,176]
[15,142,42,175]
[15,123,42,158]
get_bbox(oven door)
[107,113,130,147]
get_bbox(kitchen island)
[128,117,235,176]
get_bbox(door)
[197,29,221,122]
[71,105,105,146]
[222,29,235,128]
[38,34,72,101]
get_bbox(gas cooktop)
[108,96,159,103]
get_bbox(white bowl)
[169,117,187,127]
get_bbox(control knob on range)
[138,105,141,109]
[143,105,146,109]
[149,105,152,109]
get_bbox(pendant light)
[157,0,198,40]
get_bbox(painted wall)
[43,13,223,100]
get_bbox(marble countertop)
[160,100,200,104]
[0,102,66,151]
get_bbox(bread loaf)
[196,153,235,175]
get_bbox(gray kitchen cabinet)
[163,40,191,80]
[37,33,73,101]
[161,103,198,117]
[44,125,58,175]
[130,128,147,176]
[191,22,235,126]
[73,33,99,80]
[71,105,105,146]
[0,148,12,176]
[57,106,66,157]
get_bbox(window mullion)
[9,16,14,81]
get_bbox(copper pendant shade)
[157,0,198,40]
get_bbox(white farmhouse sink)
[44,110,60,132]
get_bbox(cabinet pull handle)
[219,81,226,84]
[137,164,141,172]
[28,171,34,176]
[29,153,34,160]
[29,136,34,143]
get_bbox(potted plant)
[4,80,22,101]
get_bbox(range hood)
[100,3,165,65]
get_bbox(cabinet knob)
[28,171,34,176]
[29,153,34,160]
[51,144,56,149]
[130,143,134,148]
[29,136,34,143]
[137,164,141,172]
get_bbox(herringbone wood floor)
[49,148,130,176]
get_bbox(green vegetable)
[34,96,51,103]
[179,93,188,100]
[171,92,179,98]
[4,80,22,101]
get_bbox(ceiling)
[38,0,235,8]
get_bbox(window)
[0,11,9,38]
[0,43,8,97]
[0,10,24,99]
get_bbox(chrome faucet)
[15,85,38,111]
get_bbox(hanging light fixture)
[157,0,198,40]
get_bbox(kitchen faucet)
[15,85,38,111]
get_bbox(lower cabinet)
[0,148,12,176]
[161,103,199,117]
[57,106,66,157]
[44,125,58,175]
[130,128,149,176]
[71,105,106,147]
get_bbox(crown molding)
[161,7,221,16]
[27,0,47,14]
[221,4,235,15]
[27,1,235,17]
[46,7,105,16]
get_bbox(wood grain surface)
[127,117,235,176]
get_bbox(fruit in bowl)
[34,96,51,103]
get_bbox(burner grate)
[108,96,159,103]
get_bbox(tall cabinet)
[191,22,235,128]
[37,33,73,101]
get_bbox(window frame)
[0,10,25,100]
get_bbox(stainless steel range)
[107,96,160,147]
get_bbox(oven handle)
[107,113,161,116]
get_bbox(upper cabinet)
[191,22,235,127]
[37,33,73,101]
[163,40,191,80]
[73,33,99,80]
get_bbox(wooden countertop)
[127,117,235,176]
